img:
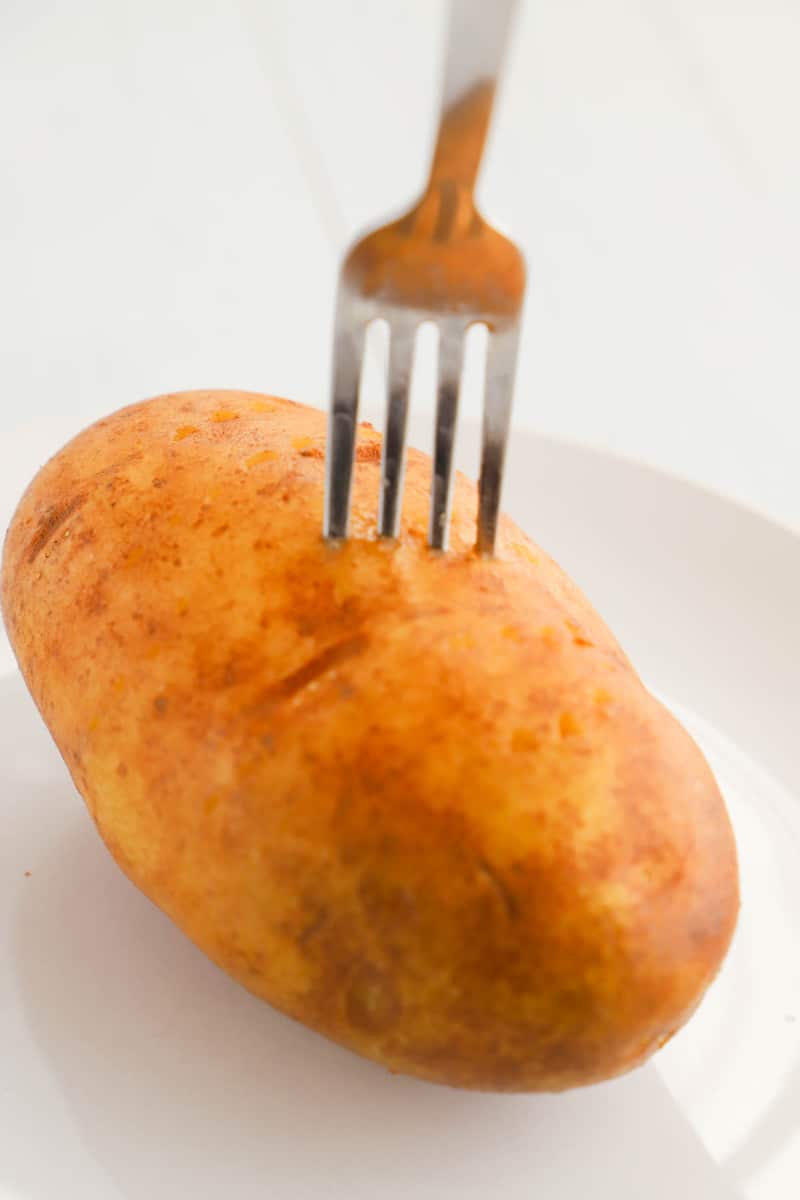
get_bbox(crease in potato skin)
[1,390,739,1092]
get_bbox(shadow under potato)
[3,660,742,1200]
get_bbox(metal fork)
[324,0,525,555]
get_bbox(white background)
[1,5,799,1196]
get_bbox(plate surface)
[1,428,798,1199]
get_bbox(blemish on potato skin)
[153,695,168,715]
[355,442,380,463]
[345,963,401,1033]
[83,577,109,617]
[27,494,86,563]
[212,410,239,423]
[559,712,582,738]
[477,858,519,919]
[565,619,594,648]
[245,450,278,468]
[221,660,240,687]
[298,909,328,947]
[174,425,199,441]
[512,542,538,564]
[251,634,369,712]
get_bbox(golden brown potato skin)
[1,390,739,1091]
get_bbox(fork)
[324,0,525,555]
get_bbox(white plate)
[1,429,798,1200]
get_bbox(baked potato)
[1,390,739,1091]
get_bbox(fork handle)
[426,0,518,196]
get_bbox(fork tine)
[428,328,464,551]
[324,305,365,540]
[476,325,520,555]
[378,320,416,538]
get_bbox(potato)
[1,390,739,1092]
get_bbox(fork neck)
[425,81,496,198]
[423,0,517,199]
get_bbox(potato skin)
[1,390,739,1091]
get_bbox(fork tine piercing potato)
[1,390,739,1092]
